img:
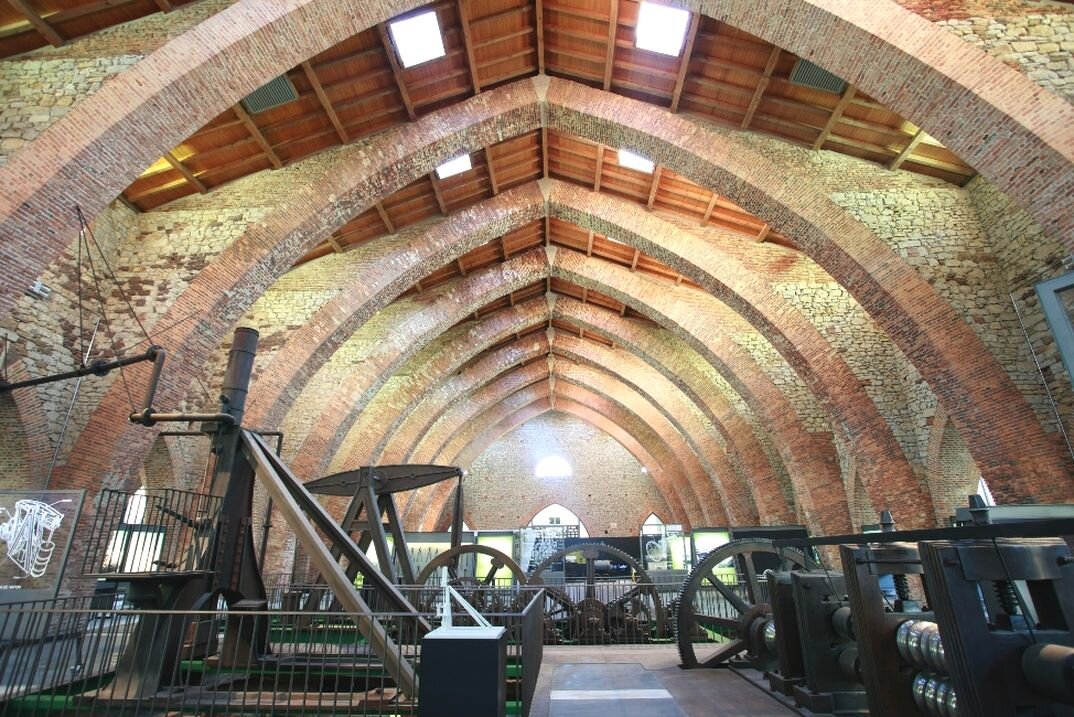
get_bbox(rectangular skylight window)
[436,154,472,179]
[618,148,655,173]
[388,10,446,68]
[636,2,691,57]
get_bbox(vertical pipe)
[219,327,259,423]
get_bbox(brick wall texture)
[1,1,1073,581]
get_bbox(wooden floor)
[528,646,798,717]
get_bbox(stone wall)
[464,412,672,535]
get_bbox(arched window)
[642,513,664,527]
[534,455,572,478]
[528,503,589,538]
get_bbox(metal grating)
[239,74,298,114]
[789,58,847,94]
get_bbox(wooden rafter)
[755,224,770,243]
[302,61,348,144]
[541,127,549,178]
[233,103,283,169]
[457,257,468,276]
[740,47,780,130]
[586,230,594,256]
[375,202,395,233]
[458,0,482,93]
[630,248,640,271]
[327,235,345,253]
[593,144,605,191]
[378,24,418,120]
[7,0,63,47]
[486,148,500,195]
[700,193,718,226]
[429,172,448,214]
[602,0,619,90]
[646,166,662,209]
[581,286,589,303]
[669,12,700,113]
[889,128,926,170]
[164,151,207,194]
[501,235,509,260]
[153,0,172,12]
[535,0,546,74]
[813,85,857,150]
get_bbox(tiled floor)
[529,646,798,716]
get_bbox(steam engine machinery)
[673,509,1074,717]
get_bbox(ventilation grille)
[239,74,297,114]
[789,59,847,94]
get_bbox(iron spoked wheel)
[541,587,575,643]
[675,539,814,669]
[415,544,528,612]
[527,541,668,640]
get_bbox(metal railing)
[81,489,221,577]
[0,589,545,717]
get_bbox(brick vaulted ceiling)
[3,0,1073,538]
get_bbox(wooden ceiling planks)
[33,1,974,233]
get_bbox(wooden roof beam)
[429,172,448,214]
[153,0,172,12]
[375,202,395,233]
[889,128,926,171]
[501,235,509,260]
[646,166,662,209]
[669,12,700,113]
[700,193,718,226]
[7,0,63,46]
[594,144,605,191]
[586,230,594,256]
[458,257,468,276]
[302,61,348,144]
[755,224,770,243]
[233,103,283,169]
[486,148,500,195]
[536,0,546,74]
[740,46,780,130]
[164,151,207,193]
[541,127,549,178]
[581,287,589,304]
[378,23,418,120]
[327,235,345,253]
[459,0,482,93]
[630,248,640,271]
[602,0,619,90]
[813,85,856,150]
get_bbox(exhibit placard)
[0,489,84,604]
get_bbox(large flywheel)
[675,539,815,668]
[528,542,668,642]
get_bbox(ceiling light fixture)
[635,2,691,57]
[436,154,472,179]
[388,10,447,68]
[618,148,655,173]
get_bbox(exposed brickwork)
[545,80,1073,501]
[447,412,672,535]
[427,382,704,529]
[3,0,1074,331]
[0,0,234,165]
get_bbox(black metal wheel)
[675,539,814,668]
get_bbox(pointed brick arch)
[2,0,1070,326]
[41,80,1068,516]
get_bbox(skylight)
[436,154,472,179]
[388,10,446,68]
[618,148,655,173]
[635,2,691,57]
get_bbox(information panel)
[0,489,84,604]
